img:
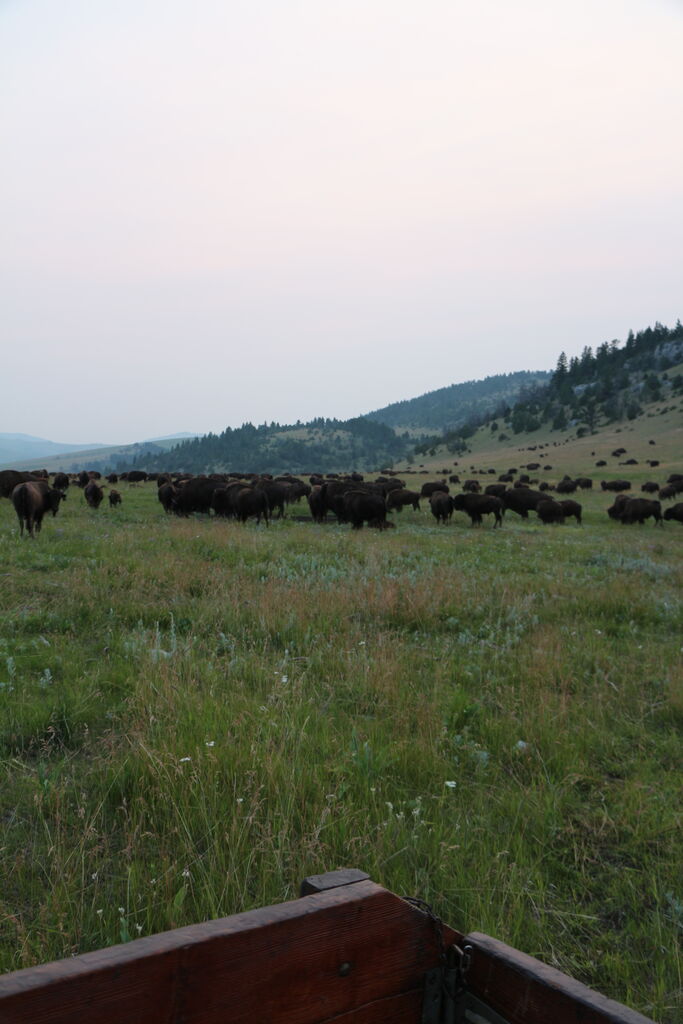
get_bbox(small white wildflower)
[236,797,244,804]
[358,641,366,646]
[205,741,215,747]
[91,872,98,881]
[370,787,376,793]
[281,675,288,683]
[179,756,191,763]
[259,705,268,712]
[135,923,143,934]
[96,909,103,916]
[118,907,125,915]
[515,740,529,751]
[181,867,191,879]
[445,780,457,789]
[150,878,157,885]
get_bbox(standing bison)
[343,491,388,529]
[12,481,65,538]
[84,481,104,508]
[452,493,503,527]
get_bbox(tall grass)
[0,483,681,1021]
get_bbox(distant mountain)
[0,434,201,473]
[0,433,109,466]
[365,371,551,434]
[144,432,200,442]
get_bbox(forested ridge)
[132,416,407,475]
[416,321,683,455]
[365,370,550,432]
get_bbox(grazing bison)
[452,492,503,527]
[609,497,662,525]
[108,489,122,507]
[536,499,565,524]
[53,472,70,491]
[502,488,544,519]
[12,481,65,538]
[343,490,388,529]
[663,503,683,524]
[601,479,631,492]
[559,499,582,524]
[463,479,481,493]
[429,491,454,524]
[84,481,104,508]
[575,477,593,490]
[641,482,660,494]
[126,471,148,484]
[386,488,421,512]
[659,484,679,502]
[556,478,578,494]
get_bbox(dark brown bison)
[173,478,223,515]
[609,496,662,525]
[421,481,449,498]
[535,499,565,524]
[663,503,683,524]
[343,490,387,529]
[452,492,503,527]
[502,488,544,519]
[12,481,65,537]
[106,473,119,484]
[555,478,578,494]
[484,483,507,498]
[53,472,70,491]
[0,470,41,499]
[235,487,270,525]
[84,481,104,508]
[158,483,178,513]
[559,499,582,524]
[601,479,631,492]
[575,477,593,490]
[126,471,148,484]
[307,485,327,522]
[641,482,660,494]
[429,491,454,524]
[386,489,421,512]
[108,489,122,507]
[463,480,481,493]
[658,485,679,501]
[619,498,662,525]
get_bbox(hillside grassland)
[0,478,681,1022]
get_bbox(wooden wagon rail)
[0,870,654,1024]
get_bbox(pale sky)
[2,0,682,444]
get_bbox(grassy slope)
[0,477,681,1021]
[397,387,683,481]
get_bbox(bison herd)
[2,465,683,538]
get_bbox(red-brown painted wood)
[0,881,443,1024]
[464,931,654,1024]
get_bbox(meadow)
[0,475,681,1022]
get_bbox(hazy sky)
[2,0,682,444]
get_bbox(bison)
[386,489,421,513]
[502,488,544,519]
[84,481,104,508]
[429,491,454,524]
[235,487,270,525]
[663,503,683,524]
[452,492,503,527]
[536,499,565,524]
[343,490,388,529]
[559,499,582,524]
[12,481,65,538]
[421,481,449,498]
[108,489,122,507]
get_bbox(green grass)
[0,481,681,1022]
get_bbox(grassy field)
[0,476,681,1021]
